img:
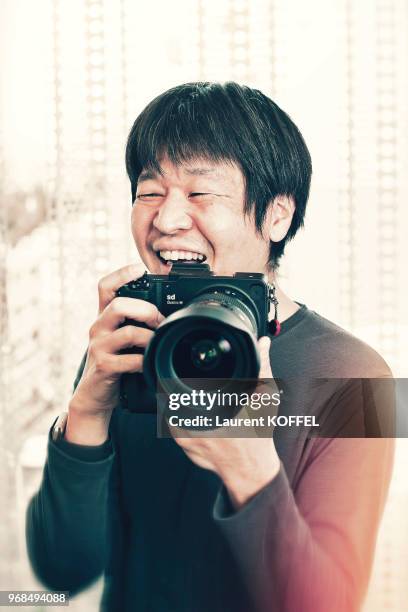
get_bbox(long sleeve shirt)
[26,305,395,611]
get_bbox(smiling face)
[131,156,275,277]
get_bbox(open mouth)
[156,249,207,266]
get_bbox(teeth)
[159,249,205,262]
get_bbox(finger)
[94,297,164,334]
[168,423,200,443]
[93,352,144,375]
[98,325,154,353]
[258,336,273,378]
[97,262,147,313]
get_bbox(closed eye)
[136,193,163,200]
[136,192,213,202]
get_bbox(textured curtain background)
[0,0,407,609]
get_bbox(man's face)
[131,156,271,277]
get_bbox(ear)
[266,195,296,242]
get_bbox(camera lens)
[143,286,261,396]
[191,337,231,370]
[173,331,235,378]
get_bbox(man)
[26,82,394,612]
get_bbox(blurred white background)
[0,0,407,610]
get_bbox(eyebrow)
[184,167,219,176]
[137,166,219,183]
[138,170,159,183]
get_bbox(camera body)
[116,263,273,413]
[116,263,271,333]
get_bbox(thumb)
[258,336,273,379]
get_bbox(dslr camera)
[116,262,274,413]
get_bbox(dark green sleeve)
[26,351,116,594]
[25,427,115,594]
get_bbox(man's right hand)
[65,263,164,445]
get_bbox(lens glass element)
[172,330,236,378]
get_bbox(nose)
[152,192,193,234]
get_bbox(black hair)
[125,81,312,269]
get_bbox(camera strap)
[268,283,281,336]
